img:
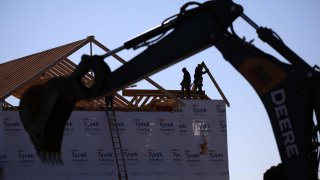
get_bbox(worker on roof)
[193,63,207,94]
[180,67,191,98]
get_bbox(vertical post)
[90,42,93,56]
[89,41,94,81]
[0,100,4,170]
[0,100,3,114]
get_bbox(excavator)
[18,0,320,179]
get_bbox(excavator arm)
[215,31,320,180]
[98,0,243,95]
[18,0,320,179]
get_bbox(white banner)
[0,100,228,180]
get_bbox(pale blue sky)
[1,0,320,179]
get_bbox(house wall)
[0,100,228,180]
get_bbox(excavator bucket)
[19,77,81,164]
[19,55,111,164]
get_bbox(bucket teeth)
[37,151,63,166]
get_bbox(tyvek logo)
[179,123,188,133]
[3,118,21,136]
[64,121,74,135]
[215,104,226,116]
[110,121,126,132]
[192,120,211,135]
[83,118,100,135]
[209,150,224,162]
[184,150,200,162]
[135,119,150,129]
[134,118,152,135]
[171,149,182,162]
[17,150,35,167]
[147,149,163,162]
[97,149,114,166]
[122,149,139,161]
[219,119,227,134]
[192,104,207,116]
[159,119,175,134]
[71,149,88,166]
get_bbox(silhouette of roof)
[0,36,92,100]
[1,35,225,111]
[0,36,133,109]
[0,36,188,110]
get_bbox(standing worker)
[193,63,207,94]
[180,67,191,98]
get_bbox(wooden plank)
[202,62,230,107]
[91,39,185,107]
[123,89,205,97]
[134,96,144,106]
[144,78,184,106]
[113,101,123,108]
[0,38,91,100]
[114,93,130,105]
[58,60,75,73]
[113,97,126,107]
[140,96,151,107]
[54,62,73,75]
[129,96,137,107]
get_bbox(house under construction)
[0,36,229,180]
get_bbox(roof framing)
[0,36,185,110]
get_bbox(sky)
[1,0,320,179]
